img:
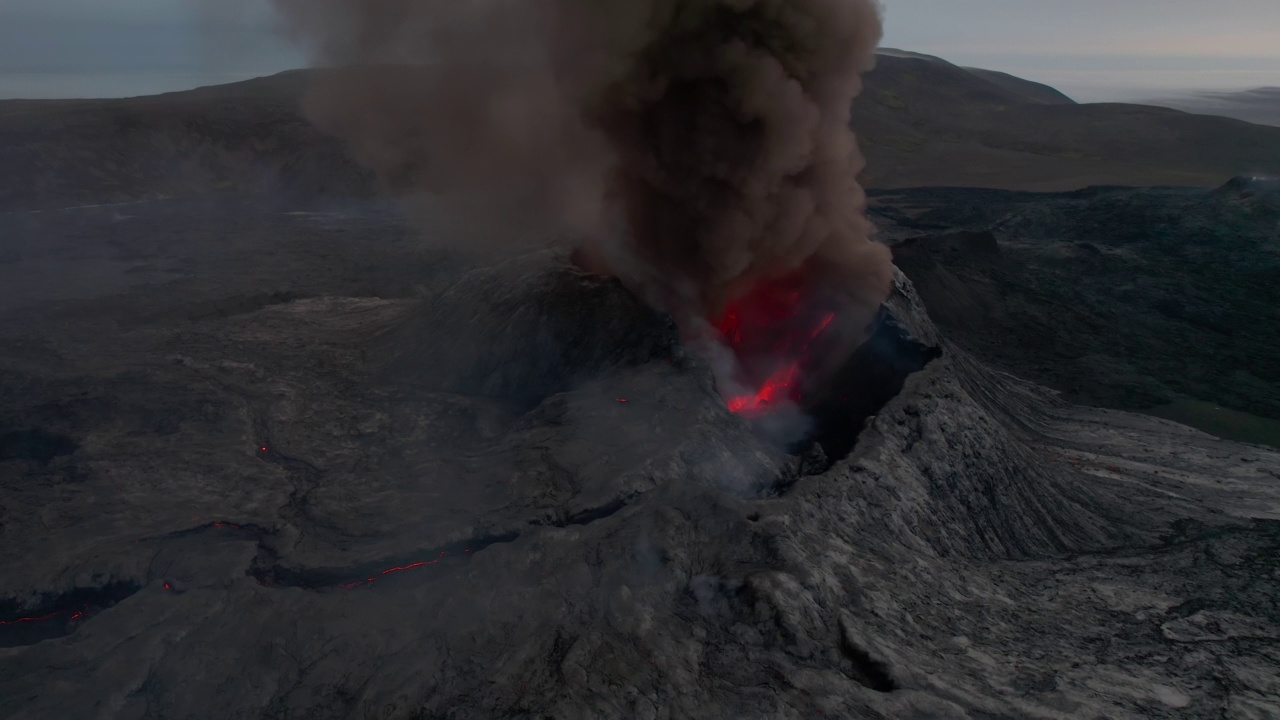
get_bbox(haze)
[2,0,1278,101]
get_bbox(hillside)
[0,71,372,212]
[881,177,1280,446]
[3,55,1280,211]
[961,66,1076,105]
[856,52,1280,189]
[874,48,1075,106]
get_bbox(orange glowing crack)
[722,310,835,416]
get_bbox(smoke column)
[272,0,894,406]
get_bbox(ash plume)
[272,0,894,393]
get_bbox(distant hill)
[961,67,1076,105]
[3,55,1280,211]
[0,71,373,212]
[876,49,1076,105]
[857,51,1280,190]
[1145,87,1280,129]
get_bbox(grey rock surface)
[1,198,1278,719]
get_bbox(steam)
[272,0,894,397]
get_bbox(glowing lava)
[715,272,838,417]
[340,549,469,590]
[0,612,59,625]
[0,608,88,628]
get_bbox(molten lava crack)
[0,581,141,648]
[250,532,518,592]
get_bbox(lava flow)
[339,548,475,590]
[715,272,840,418]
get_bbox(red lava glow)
[616,397,629,404]
[0,612,59,625]
[716,272,838,417]
[342,550,450,590]
[0,609,88,626]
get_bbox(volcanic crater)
[2,199,1277,718]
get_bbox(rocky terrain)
[2,194,1279,718]
[881,176,1280,448]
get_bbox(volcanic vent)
[707,269,941,461]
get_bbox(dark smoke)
[272,0,894,395]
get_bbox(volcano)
[2,196,1277,718]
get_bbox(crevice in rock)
[531,493,639,529]
[0,580,141,648]
[838,632,898,693]
[252,415,348,546]
[249,532,519,591]
[135,520,273,544]
[180,290,310,323]
[0,428,77,463]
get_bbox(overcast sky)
[2,0,1279,101]
[881,0,1280,100]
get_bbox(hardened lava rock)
[1,246,1278,719]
